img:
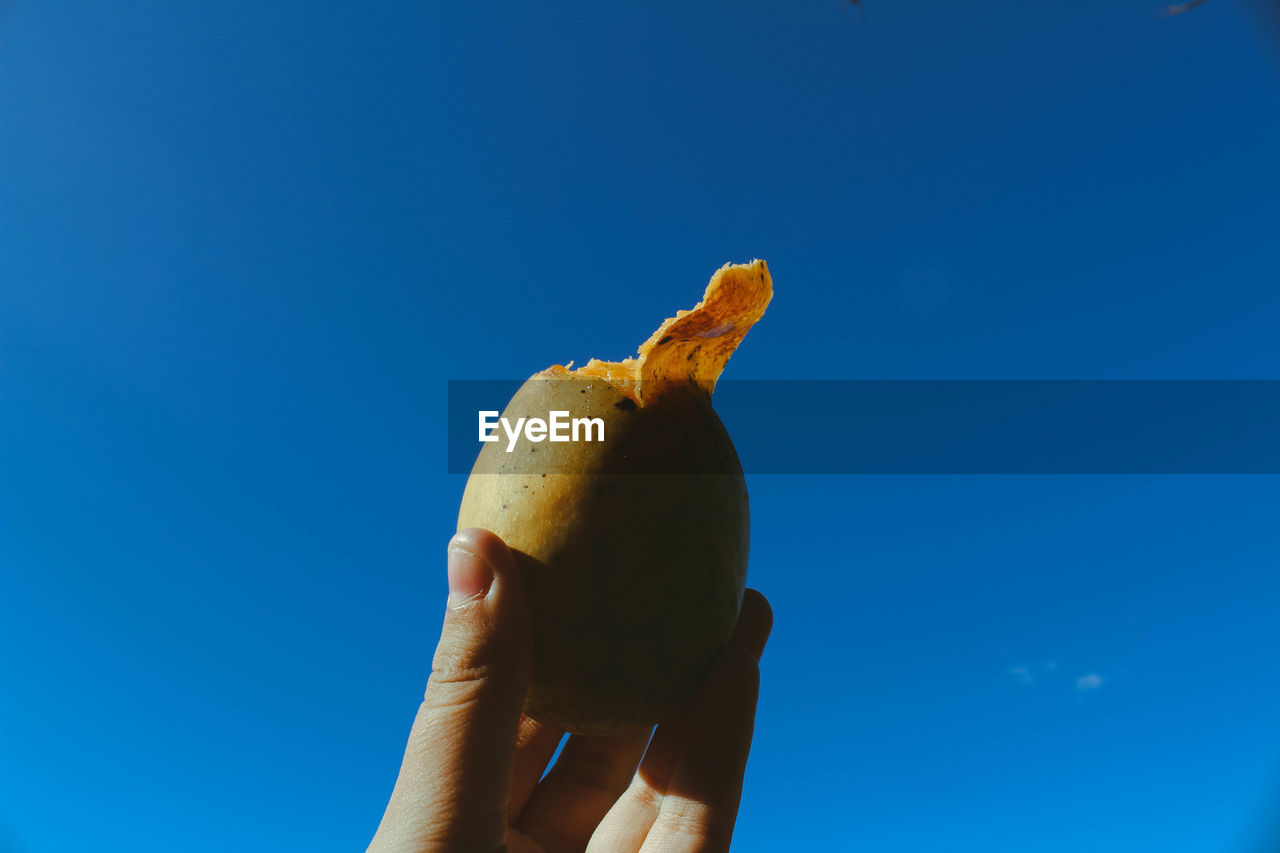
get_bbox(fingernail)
[447,545,493,609]
[734,592,773,662]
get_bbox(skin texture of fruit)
[457,260,772,735]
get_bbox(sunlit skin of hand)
[368,528,773,853]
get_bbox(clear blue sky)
[3,1,1280,851]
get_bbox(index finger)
[588,589,773,853]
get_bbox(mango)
[457,260,772,734]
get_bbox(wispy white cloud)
[1009,665,1034,685]
[1076,673,1104,691]
[1009,662,1107,693]
[1008,661,1060,685]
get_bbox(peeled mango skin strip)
[543,259,773,404]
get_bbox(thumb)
[369,528,532,853]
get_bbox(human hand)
[368,528,773,853]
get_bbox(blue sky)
[3,1,1280,851]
